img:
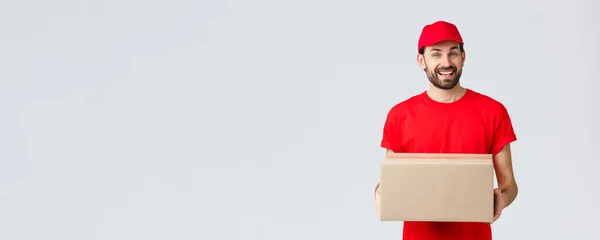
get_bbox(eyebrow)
[430,46,460,52]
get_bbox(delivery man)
[374,20,519,240]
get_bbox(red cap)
[418,21,463,53]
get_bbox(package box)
[379,153,495,223]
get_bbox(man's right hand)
[374,183,381,218]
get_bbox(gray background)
[0,0,598,239]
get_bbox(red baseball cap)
[418,21,464,53]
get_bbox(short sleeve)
[490,105,517,155]
[381,108,405,153]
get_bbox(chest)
[400,108,494,154]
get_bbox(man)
[374,21,519,240]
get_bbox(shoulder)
[385,91,424,119]
[470,90,510,122]
[467,89,510,115]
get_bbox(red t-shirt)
[380,88,517,240]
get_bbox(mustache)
[435,66,457,71]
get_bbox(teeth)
[438,71,453,75]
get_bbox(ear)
[416,54,426,70]
[461,51,466,67]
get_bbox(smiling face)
[417,40,466,90]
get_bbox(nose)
[439,55,451,67]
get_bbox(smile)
[437,70,455,76]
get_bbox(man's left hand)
[492,188,506,223]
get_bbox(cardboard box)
[378,153,495,223]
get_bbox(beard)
[425,65,462,90]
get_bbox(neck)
[426,84,467,103]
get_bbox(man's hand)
[374,183,381,218]
[492,188,507,223]
[491,144,519,223]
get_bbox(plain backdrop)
[0,0,598,239]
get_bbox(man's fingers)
[492,204,502,223]
[492,189,502,223]
[374,187,382,218]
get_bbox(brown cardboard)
[378,153,495,223]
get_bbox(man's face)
[417,40,466,90]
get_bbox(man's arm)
[385,149,395,156]
[494,143,519,207]
[374,149,395,217]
